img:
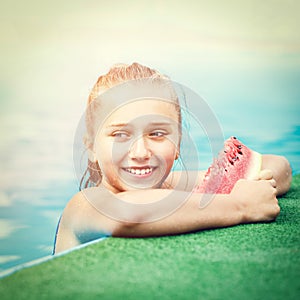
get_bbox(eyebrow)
[106,123,128,128]
[107,121,173,128]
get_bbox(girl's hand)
[254,169,274,180]
[230,175,280,223]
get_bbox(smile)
[124,167,153,176]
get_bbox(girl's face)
[94,98,180,193]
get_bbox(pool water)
[0,68,299,275]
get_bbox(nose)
[128,136,151,161]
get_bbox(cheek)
[97,140,129,165]
[111,143,130,164]
[152,141,177,162]
[94,138,112,166]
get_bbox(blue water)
[0,67,299,274]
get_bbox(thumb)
[255,169,273,180]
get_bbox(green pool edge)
[0,175,299,300]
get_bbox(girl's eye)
[149,131,166,138]
[111,131,130,141]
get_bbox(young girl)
[54,63,292,254]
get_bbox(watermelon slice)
[193,136,262,194]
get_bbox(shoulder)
[54,191,88,253]
[55,187,116,253]
[59,190,89,231]
[61,186,121,233]
[62,187,110,222]
[63,189,91,215]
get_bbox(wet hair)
[80,62,182,190]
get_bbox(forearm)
[59,180,279,252]
[262,155,292,195]
[112,190,242,237]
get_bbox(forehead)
[99,80,176,105]
[103,99,179,127]
[93,80,179,129]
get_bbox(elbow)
[110,192,154,237]
[112,220,138,237]
[284,157,292,193]
[278,156,292,196]
[110,208,147,238]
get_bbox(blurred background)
[1,0,299,272]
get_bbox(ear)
[175,142,181,160]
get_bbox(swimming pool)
[0,67,299,275]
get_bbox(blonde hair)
[88,63,169,104]
[80,62,181,189]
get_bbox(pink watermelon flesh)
[193,136,262,194]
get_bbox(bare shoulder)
[55,187,119,253]
[62,187,112,226]
[62,190,90,219]
[54,191,89,253]
[54,187,121,253]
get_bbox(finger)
[269,178,277,188]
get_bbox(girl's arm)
[54,177,279,253]
[112,178,279,237]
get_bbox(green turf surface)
[0,175,299,300]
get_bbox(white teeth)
[126,168,152,175]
